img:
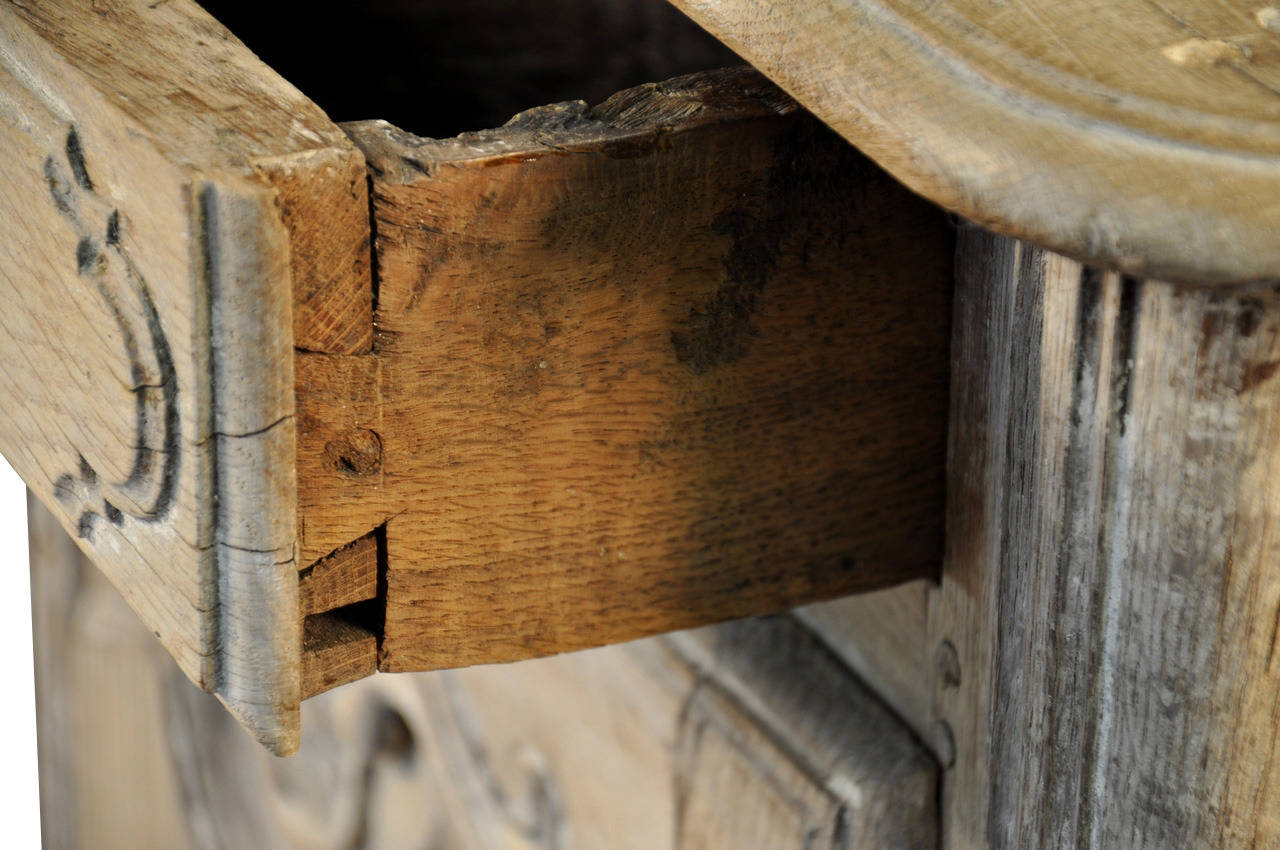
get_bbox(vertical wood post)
[932,227,1280,847]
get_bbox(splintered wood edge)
[667,0,1280,285]
[343,66,798,178]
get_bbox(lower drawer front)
[33,496,937,849]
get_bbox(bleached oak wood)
[668,617,939,847]
[932,227,1280,848]
[334,67,953,671]
[4,7,956,748]
[665,0,1280,285]
[678,685,847,849]
[0,0,372,754]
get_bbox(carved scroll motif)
[44,128,178,540]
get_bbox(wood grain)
[258,149,373,354]
[678,685,845,849]
[665,0,1280,285]
[668,617,939,848]
[200,0,739,139]
[0,0,371,754]
[339,68,953,671]
[295,352,387,567]
[931,228,1280,848]
[30,493,198,850]
[298,533,379,617]
[927,228,1020,850]
[301,613,378,699]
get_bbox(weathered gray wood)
[932,226,1280,848]
[797,582,934,745]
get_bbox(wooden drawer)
[0,0,951,754]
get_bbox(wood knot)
[1161,37,1247,68]
[325,429,382,476]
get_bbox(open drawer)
[0,0,952,754]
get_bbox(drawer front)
[0,0,372,754]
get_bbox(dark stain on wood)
[671,121,871,374]
[669,206,774,374]
[1241,359,1280,392]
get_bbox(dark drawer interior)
[200,0,739,135]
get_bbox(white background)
[0,456,43,847]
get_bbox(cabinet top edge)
[668,0,1280,285]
